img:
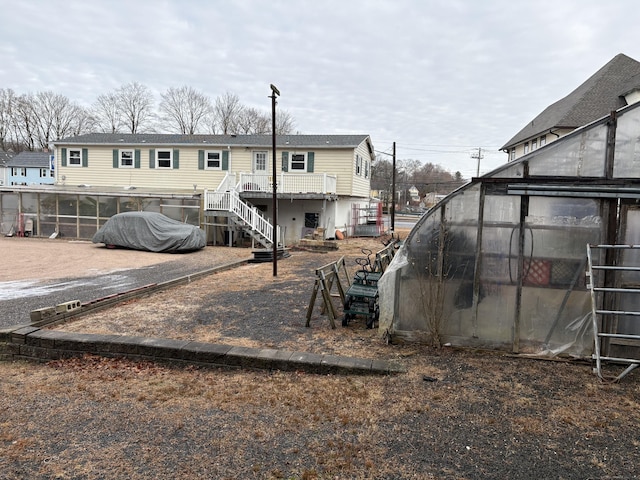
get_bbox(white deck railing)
[236,172,337,194]
[204,189,273,244]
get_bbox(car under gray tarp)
[92,211,206,253]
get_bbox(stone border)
[0,327,405,375]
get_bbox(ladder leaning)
[586,244,640,381]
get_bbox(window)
[532,139,537,150]
[364,160,369,179]
[253,151,267,172]
[355,155,362,175]
[10,167,17,176]
[305,212,319,228]
[157,149,172,168]
[40,168,48,177]
[524,142,529,155]
[69,149,82,166]
[120,149,134,168]
[290,153,306,170]
[510,148,516,161]
[540,135,546,147]
[205,150,222,170]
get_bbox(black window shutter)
[222,150,229,170]
[198,150,204,170]
[307,152,314,172]
[282,152,288,172]
[134,149,141,168]
[113,149,119,168]
[149,149,155,169]
[61,148,67,167]
[82,148,88,167]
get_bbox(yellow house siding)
[54,138,372,198]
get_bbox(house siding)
[55,141,374,198]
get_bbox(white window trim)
[120,149,134,168]
[205,150,223,170]
[253,151,268,172]
[356,154,362,176]
[290,152,307,171]
[69,148,82,167]
[156,149,173,169]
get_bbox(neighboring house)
[0,151,14,186]
[6,151,54,186]
[51,133,375,246]
[501,53,640,161]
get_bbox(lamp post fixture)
[270,84,280,277]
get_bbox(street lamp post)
[270,84,280,277]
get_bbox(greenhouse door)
[603,205,640,362]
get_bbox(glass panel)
[39,193,57,237]
[119,197,140,212]
[142,198,161,213]
[519,197,602,354]
[527,125,607,177]
[98,197,118,218]
[475,195,521,346]
[0,193,19,235]
[613,104,640,178]
[59,195,77,216]
[161,198,184,222]
[78,195,98,217]
[489,161,525,179]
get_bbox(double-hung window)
[39,168,48,177]
[355,155,362,175]
[157,149,172,168]
[205,150,222,170]
[69,149,82,166]
[120,149,134,168]
[290,153,306,171]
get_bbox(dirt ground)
[1,235,639,479]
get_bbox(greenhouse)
[379,102,640,365]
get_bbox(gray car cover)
[92,211,206,252]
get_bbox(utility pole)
[270,84,280,277]
[470,147,484,177]
[390,142,396,234]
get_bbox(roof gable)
[502,53,640,150]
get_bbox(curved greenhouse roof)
[379,102,640,363]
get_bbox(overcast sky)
[2,0,640,178]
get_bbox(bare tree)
[116,82,155,134]
[0,88,17,151]
[275,109,295,135]
[211,91,242,134]
[92,92,123,133]
[11,94,38,151]
[159,86,212,134]
[234,107,269,134]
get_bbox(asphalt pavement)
[0,257,218,329]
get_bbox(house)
[501,53,640,161]
[0,151,13,186]
[6,151,54,186]
[50,133,376,246]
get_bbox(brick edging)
[0,327,405,375]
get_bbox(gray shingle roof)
[7,151,51,168]
[54,133,372,149]
[501,53,640,150]
[0,151,13,167]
